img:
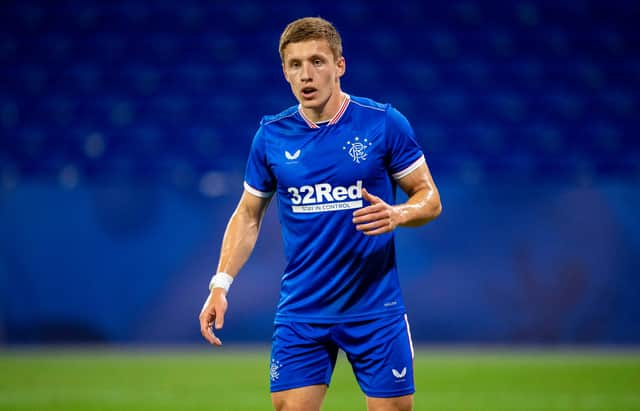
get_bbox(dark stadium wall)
[1,0,639,344]
[1,178,638,344]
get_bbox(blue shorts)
[269,313,415,398]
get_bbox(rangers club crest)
[270,359,281,381]
[343,136,372,163]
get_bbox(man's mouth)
[301,87,317,98]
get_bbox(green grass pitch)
[1,348,639,410]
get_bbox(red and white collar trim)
[298,93,351,129]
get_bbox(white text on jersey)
[287,180,362,213]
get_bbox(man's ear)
[336,56,346,78]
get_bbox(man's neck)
[301,90,345,123]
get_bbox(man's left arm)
[352,161,441,236]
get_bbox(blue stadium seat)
[0,0,637,186]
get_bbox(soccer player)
[199,17,441,411]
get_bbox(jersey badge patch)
[342,136,372,163]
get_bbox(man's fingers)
[361,188,381,204]
[361,225,392,236]
[355,219,390,232]
[199,308,223,346]
[200,318,223,346]
[352,203,384,218]
[204,328,223,346]
[211,331,222,346]
[353,188,396,236]
[214,309,225,330]
[353,210,389,224]
[199,313,211,336]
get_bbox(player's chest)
[268,128,385,187]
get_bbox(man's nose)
[300,62,312,81]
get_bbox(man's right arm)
[199,190,272,346]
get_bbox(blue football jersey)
[244,93,425,323]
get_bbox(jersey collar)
[298,93,351,129]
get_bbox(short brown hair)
[279,17,343,62]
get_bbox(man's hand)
[352,188,401,235]
[199,288,228,346]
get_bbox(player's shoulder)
[348,94,412,133]
[260,104,299,127]
[347,94,411,129]
[348,94,390,113]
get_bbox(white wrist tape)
[209,272,234,292]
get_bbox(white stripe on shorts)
[404,313,415,359]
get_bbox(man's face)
[282,39,345,114]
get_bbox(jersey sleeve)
[244,125,276,198]
[385,106,425,180]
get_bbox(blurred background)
[0,0,638,346]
